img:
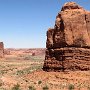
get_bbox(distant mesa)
[43,2,90,71]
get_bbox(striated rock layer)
[43,2,90,71]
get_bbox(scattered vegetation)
[0,70,7,75]
[16,70,24,75]
[0,53,90,90]
[87,86,90,90]
[68,84,74,90]
[23,55,44,61]
[0,82,3,87]
[16,65,43,76]
[28,86,36,90]
[38,80,42,85]
[12,84,20,90]
[42,85,49,90]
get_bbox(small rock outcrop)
[0,42,4,58]
[43,2,90,71]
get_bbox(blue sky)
[0,0,90,48]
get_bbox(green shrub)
[16,70,24,75]
[28,86,36,90]
[43,85,49,90]
[68,84,74,90]
[38,80,42,85]
[12,84,20,90]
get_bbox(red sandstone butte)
[0,42,4,58]
[43,2,90,71]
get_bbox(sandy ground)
[0,49,90,90]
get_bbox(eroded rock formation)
[43,2,90,71]
[0,42,4,58]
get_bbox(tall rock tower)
[43,2,90,71]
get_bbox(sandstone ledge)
[43,47,90,71]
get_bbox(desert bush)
[12,84,20,90]
[0,70,7,75]
[38,80,42,85]
[87,86,90,90]
[0,82,3,87]
[28,86,36,90]
[68,84,74,90]
[42,85,49,90]
[16,70,24,75]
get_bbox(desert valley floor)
[0,48,89,90]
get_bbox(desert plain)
[0,48,89,90]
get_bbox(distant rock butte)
[0,42,4,58]
[43,2,90,71]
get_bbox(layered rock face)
[43,2,90,71]
[0,42,4,58]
